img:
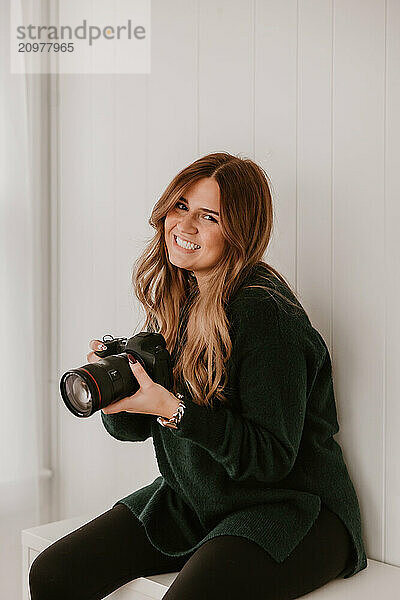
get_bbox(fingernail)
[128,354,137,364]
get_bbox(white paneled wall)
[53,0,400,570]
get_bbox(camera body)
[60,332,173,418]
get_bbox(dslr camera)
[60,332,173,418]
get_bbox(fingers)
[89,339,107,351]
[87,339,107,364]
[87,351,102,364]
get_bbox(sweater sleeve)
[101,410,152,442]
[166,296,320,484]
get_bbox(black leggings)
[29,502,352,600]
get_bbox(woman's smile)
[173,234,201,253]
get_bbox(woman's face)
[164,177,226,285]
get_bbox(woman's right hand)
[86,339,108,364]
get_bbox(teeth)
[175,235,201,250]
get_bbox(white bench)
[22,514,399,599]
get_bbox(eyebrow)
[179,196,220,216]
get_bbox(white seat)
[22,513,398,599]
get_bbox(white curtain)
[0,1,48,598]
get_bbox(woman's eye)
[175,202,217,223]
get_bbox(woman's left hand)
[101,355,181,419]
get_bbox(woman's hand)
[87,340,181,419]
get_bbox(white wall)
[53,0,400,569]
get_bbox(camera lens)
[62,371,93,417]
[64,373,92,414]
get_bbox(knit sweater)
[101,263,367,579]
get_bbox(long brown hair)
[131,152,302,408]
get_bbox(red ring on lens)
[79,367,102,407]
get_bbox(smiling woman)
[133,153,302,410]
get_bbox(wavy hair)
[131,152,302,408]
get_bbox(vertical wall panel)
[114,75,149,340]
[198,0,254,155]
[385,0,400,566]
[297,0,333,343]
[255,0,298,281]
[59,74,98,517]
[333,0,386,561]
[147,0,198,210]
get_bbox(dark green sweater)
[101,264,367,579]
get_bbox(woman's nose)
[178,213,197,233]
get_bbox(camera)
[60,332,173,418]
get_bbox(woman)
[29,152,367,600]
